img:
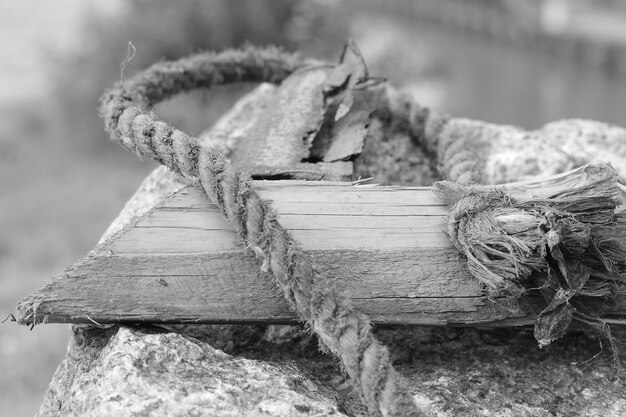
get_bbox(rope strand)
[100,47,423,417]
[376,87,485,185]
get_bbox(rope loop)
[100,47,424,417]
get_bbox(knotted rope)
[433,177,625,348]
[100,47,421,417]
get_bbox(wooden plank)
[22,250,523,326]
[16,164,626,326]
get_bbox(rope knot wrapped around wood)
[445,188,540,293]
[435,175,626,348]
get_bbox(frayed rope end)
[435,170,626,349]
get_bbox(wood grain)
[17,166,626,326]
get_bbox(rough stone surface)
[379,326,626,417]
[439,117,626,185]
[38,326,347,417]
[38,323,626,417]
[354,118,438,186]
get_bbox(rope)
[376,87,484,185]
[433,177,625,348]
[100,47,422,417]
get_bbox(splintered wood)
[16,165,626,327]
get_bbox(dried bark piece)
[324,40,370,121]
[534,302,574,348]
[218,50,368,170]
[309,43,379,162]
[199,83,353,180]
[319,88,378,162]
[550,245,591,292]
[234,65,331,169]
[199,42,376,177]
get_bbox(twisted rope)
[376,87,484,185]
[100,47,422,417]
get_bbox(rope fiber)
[101,47,423,417]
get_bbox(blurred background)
[2,0,626,415]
